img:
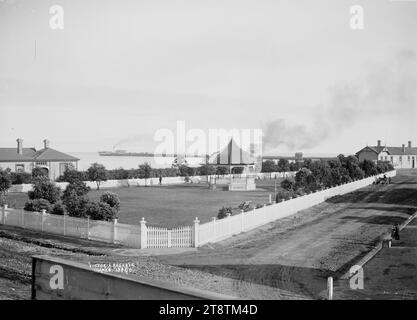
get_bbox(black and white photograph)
[0,0,417,309]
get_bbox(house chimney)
[377,140,381,147]
[16,138,23,155]
[43,139,50,149]
[408,141,412,148]
[402,144,405,153]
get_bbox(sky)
[0,0,416,155]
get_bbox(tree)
[376,161,394,174]
[277,159,290,172]
[216,166,229,175]
[29,177,61,204]
[24,199,52,212]
[342,155,364,180]
[281,178,295,191]
[178,164,195,177]
[58,168,85,183]
[0,168,12,205]
[109,167,129,180]
[138,162,152,186]
[309,161,332,187]
[87,163,108,190]
[197,164,216,176]
[51,201,65,215]
[10,172,32,185]
[261,160,277,173]
[231,167,244,174]
[86,201,117,221]
[99,192,120,211]
[64,193,90,218]
[360,159,378,177]
[62,180,90,204]
[289,162,301,171]
[294,167,318,190]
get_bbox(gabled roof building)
[356,140,417,169]
[0,138,79,180]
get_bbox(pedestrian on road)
[391,224,400,241]
[159,175,162,185]
[394,224,400,240]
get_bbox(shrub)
[62,181,90,203]
[30,177,61,204]
[57,169,87,183]
[197,164,216,176]
[32,167,49,179]
[261,160,277,173]
[376,161,394,174]
[0,168,11,197]
[10,172,32,185]
[281,178,295,191]
[99,192,120,211]
[108,168,129,180]
[217,206,232,219]
[216,167,229,175]
[24,199,52,212]
[86,201,117,221]
[64,194,90,218]
[51,201,65,215]
[178,165,195,177]
[360,159,378,177]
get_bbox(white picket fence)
[146,225,193,248]
[0,170,396,249]
[197,170,397,246]
[0,207,142,248]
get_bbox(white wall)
[8,171,296,193]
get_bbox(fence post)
[168,230,172,248]
[21,209,25,228]
[227,213,232,235]
[212,217,217,241]
[63,213,66,236]
[41,209,46,232]
[112,218,118,243]
[1,204,7,225]
[238,210,244,234]
[327,277,333,300]
[140,217,147,249]
[87,216,90,239]
[193,217,200,247]
[263,204,268,223]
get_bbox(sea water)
[70,152,206,171]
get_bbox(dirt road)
[157,170,417,299]
[1,170,415,300]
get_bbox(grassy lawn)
[5,178,284,227]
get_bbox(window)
[408,156,411,162]
[390,156,394,162]
[385,156,388,161]
[15,164,25,172]
[36,161,47,166]
[399,156,402,162]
